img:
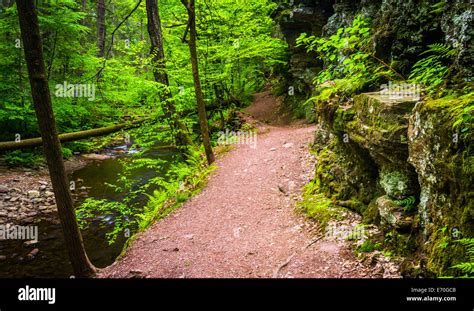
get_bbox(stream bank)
[0,141,177,277]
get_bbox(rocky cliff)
[273,0,474,276]
[274,0,473,90]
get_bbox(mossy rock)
[299,183,344,231]
[376,195,414,232]
[312,135,378,207]
[379,168,418,200]
[424,228,467,277]
[408,93,474,276]
[345,92,417,165]
[363,199,381,225]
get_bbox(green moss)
[298,181,344,231]
[363,199,381,224]
[426,228,466,277]
[411,93,474,276]
[383,229,416,257]
[333,107,355,133]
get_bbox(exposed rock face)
[273,0,473,276]
[274,0,473,90]
[311,91,473,276]
[408,96,474,275]
[377,195,413,231]
[312,131,378,212]
[316,93,420,217]
[272,1,334,101]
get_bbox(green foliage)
[452,98,474,139]
[393,196,416,213]
[451,238,474,277]
[76,198,133,244]
[296,16,401,106]
[137,147,216,230]
[3,150,43,168]
[296,16,373,84]
[0,0,285,146]
[75,145,215,244]
[357,239,382,253]
[61,147,73,158]
[408,43,456,95]
[430,1,447,14]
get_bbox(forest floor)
[99,91,400,278]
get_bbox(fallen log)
[0,118,167,151]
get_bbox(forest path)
[99,92,378,278]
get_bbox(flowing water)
[0,144,177,278]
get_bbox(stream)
[0,144,177,278]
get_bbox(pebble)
[21,217,35,224]
[27,190,40,198]
[0,185,9,193]
[26,248,40,260]
[24,240,38,247]
[184,234,194,240]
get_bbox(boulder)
[408,94,474,275]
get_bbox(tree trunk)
[146,0,192,149]
[0,118,160,151]
[15,0,96,277]
[96,0,106,57]
[181,0,215,165]
[80,0,88,26]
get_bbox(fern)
[296,15,404,107]
[451,238,474,277]
[393,196,416,213]
[409,43,456,93]
[430,1,447,14]
[422,43,457,58]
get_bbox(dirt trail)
[99,91,398,278]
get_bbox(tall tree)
[146,0,192,148]
[96,0,106,57]
[15,0,96,277]
[80,0,88,25]
[181,0,215,164]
